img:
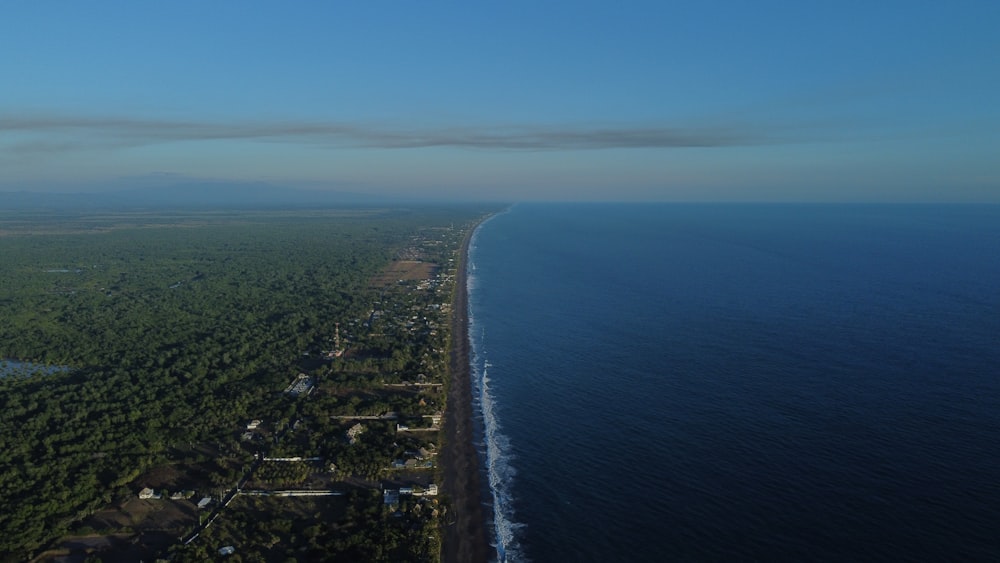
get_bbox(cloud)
[0,113,762,154]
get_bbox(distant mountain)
[1,181,387,211]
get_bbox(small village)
[34,223,469,562]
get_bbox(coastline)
[440,218,492,563]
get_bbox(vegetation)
[170,490,440,562]
[0,206,491,561]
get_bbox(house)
[197,497,212,509]
[285,373,315,396]
[411,483,438,497]
[246,419,262,430]
[138,487,156,499]
[219,546,235,556]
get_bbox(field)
[371,259,440,286]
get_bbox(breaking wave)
[468,217,525,562]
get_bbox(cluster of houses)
[390,445,437,470]
[382,483,438,505]
[241,418,264,441]
[390,458,433,470]
[396,412,442,433]
[137,487,213,510]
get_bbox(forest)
[0,205,491,561]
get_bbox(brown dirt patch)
[38,531,176,563]
[133,458,228,493]
[85,497,197,532]
[371,260,439,286]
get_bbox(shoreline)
[440,218,492,563]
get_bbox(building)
[285,373,315,396]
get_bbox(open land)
[0,206,498,562]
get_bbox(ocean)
[466,203,1000,562]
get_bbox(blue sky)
[1,1,998,201]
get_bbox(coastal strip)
[441,219,492,563]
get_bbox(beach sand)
[441,223,492,563]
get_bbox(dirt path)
[441,222,492,563]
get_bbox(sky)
[1,1,998,202]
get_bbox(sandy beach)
[440,222,492,563]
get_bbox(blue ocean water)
[466,204,1000,562]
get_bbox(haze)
[2,1,998,202]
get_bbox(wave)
[477,356,525,562]
[467,217,525,563]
